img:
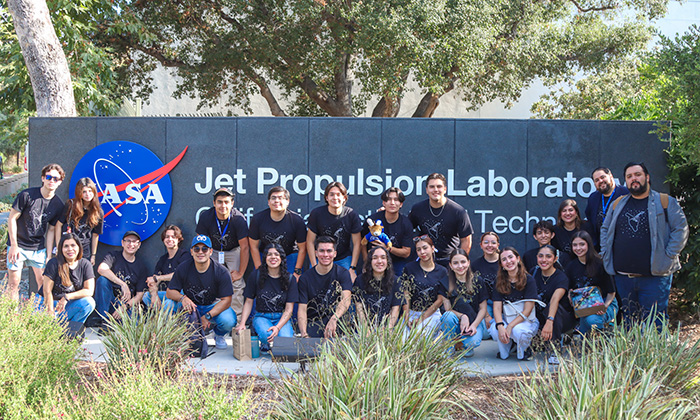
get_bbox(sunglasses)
[413,234,430,243]
[45,174,62,182]
[192,246,210,253]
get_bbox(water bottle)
[251,336,260,358]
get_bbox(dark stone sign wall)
[29,117,667,263]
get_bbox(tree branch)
[569,0,616,13]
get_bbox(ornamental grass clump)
[101,305,193,373]
[270,318,480,419]
[0,296,81,419]
[503,315,700,419]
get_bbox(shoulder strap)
[611,195,627,212]
[659,193,669,224]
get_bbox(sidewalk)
[81,327,550,378]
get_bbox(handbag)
[503,299,545,323]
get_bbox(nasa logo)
[70,141,188,246]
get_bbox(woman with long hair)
[354,246,403,327]
[235,243,297,351]
[439,249,488,357]
[400,235,447,335]
[489,247,539,360]
[551,199,591,259]
[470,231,500,336]
[565,231,617,334]
[531,245,576,364]
[39,233,95,323]
[55,178,104,265]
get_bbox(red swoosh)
[101,146,188,218]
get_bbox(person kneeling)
[38,233,96,323]
[166,235,236,350]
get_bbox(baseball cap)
[122,231,141,241]
[191,234,213,248]
[213,187,235,199]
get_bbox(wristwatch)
[349,265,357,270]
[204,312,212,320]
[294,268,302,275]
[547,316,555,321]
[495,322,505,328]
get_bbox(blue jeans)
[252,312,294,350]
[142,291,181,314]
[392,260,407,278]
[95,276,119,319]
[578,299,619,334]
[334,255,352,269]
[439,311,484,355]
[37,295,96,323]
[196,303,237,337]
[615,274,672,329]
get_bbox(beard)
[629,179,648,196]
[597,181,613,195]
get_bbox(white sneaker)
[215,334,227,349]
[548,354,560,365]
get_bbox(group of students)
[8,165,683,362]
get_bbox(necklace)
[421,265,434,278]
[541,272,553,284]
[429,203,445,218]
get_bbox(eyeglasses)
[413,234,430,243]
[192,246,210,253]
[123,239,140,245]
[45,174,62,182]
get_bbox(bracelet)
[547,316,555,321]
[495,322,505,328]
[179,294,185,302]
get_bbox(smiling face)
[533,228,554,247]
[326,187,345,210]
[426,178,446,203]
[500,250,520,275]
[62,238,80,262]
[370,247,388,276]
[560,205,577,225]
[122,235,141,256]
[316,242,337,267]
[537,248,557,272]
[268,191,289,213]
[571,237,588,259]
[480,234,499,257]
[191,243,213,264]
[214,195,233,219]
[162,229,178,250]
[415,239,434,262]
[449,254,470,278]
[265,247,282,270]
[592,170,615,195]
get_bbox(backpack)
[186,310,212,359]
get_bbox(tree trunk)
[372,96,402,117]
[412,92,441,117]
[7,0,76,117]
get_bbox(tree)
[97,0,670,117]
[1,0,128,156]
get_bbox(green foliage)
[98,0,669,117]
[270,319,480,419]
[59,362,252,420]
[503,316,700,419]
[101,305,194,373]
[0,0,130,154]
[0,297,82,419]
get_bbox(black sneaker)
[496,352,509,360]
[522,347,534,361]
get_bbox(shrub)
[270,319,481,419]
[0,222,7,253]
[0,297,82,419]
[101,305,193,373]
[59,362,253,420]
[502,316,700,419]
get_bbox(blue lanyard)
[600,187,616,216]
[216,214,231,251]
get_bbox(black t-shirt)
[307,206,362,260]
[248,209,307,255]
[551,221,592,258]
[243,269,299,313]
[195,208,249,252]
[399,261,448,312]
[153,248,191,291]
[100,251,148,297]
[361,210,414,265]
[39,258,94,300]
[169,259,234,306]
[613,197,652,276]
[531,267,572,313]
[565,258,615,297]
[10,187,64,250]
[408,198,473,260]
[471,256,499,299]
[438,275,488,320]
[298,264,353,322]
[353,274,404,322]
[58,201,104,258]
[492,274,538,303]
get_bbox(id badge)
[218,251,225,265]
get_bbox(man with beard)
[584,167,628,249]
[600,162,688,327]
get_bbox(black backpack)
[186,310,212,359]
